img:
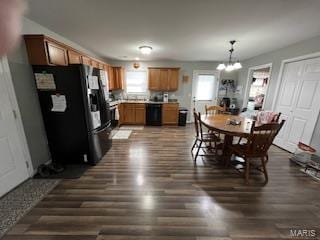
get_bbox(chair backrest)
[257,110,281,124]
[193,109,203,138]
[274,112,281,122]
[246,120,285,155]
[205,105,225,115]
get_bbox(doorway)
[243,63,272,110]
[0,57,32,197]
[191,70,220,115]
[273,56,320,152]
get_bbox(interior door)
[0,58,30,197]
[274,57,320,152]
[192,70,219,115]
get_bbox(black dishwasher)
[146,104,162,126]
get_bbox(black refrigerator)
[32,64,112,165]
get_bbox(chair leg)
[194,140,202,163]
[245,157,250,184]
[261,156,268,183]
[191,139,198,152]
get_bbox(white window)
[195,74,215,101]
[125,71,147,94]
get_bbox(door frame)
[190,70,221,122]
[0,56,33,176]
[272,52,320,147]
[242,63,273,109]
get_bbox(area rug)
[112,130,132,139]
[0,179,59,237]
[120,125,144,130]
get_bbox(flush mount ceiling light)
[217,40,242,72]
[139,46,152,55]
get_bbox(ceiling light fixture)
[139,46,152,55]
[217,40,242,71]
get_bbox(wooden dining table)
[201,114,254,164]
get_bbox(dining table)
[200,113,254,165]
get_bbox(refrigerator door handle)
[95,122,111,133]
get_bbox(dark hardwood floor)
[3,125,320,239]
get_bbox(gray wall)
[110,60,239,121]
[7,17,107,172]
[238,34,320,152]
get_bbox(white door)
[274,57,320,152]
[0,57,30,197]
[191,70,219,115]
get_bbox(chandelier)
[217,40,242,71]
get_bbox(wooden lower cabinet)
[119,103,178,126]
[135,104,146,124]
[162,103,179,125]
[120,103,146,125]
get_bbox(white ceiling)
[26,0,320,61]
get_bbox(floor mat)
[120,125,144,130]
[34,164,92,179]
[0,179,59,237]
[112,130,132,139]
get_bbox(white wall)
[238,34,320,152]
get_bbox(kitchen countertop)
[109,100,179,107]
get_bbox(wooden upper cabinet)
[24,35,48,65]
[46,41,68,66]
[148,68,180,91]
[24,35,111,69]
[148,68,161,90]
[98,63,105,70]
[67,49,82,64]
[109,67,124,90]
[168,68,179,91]
[107,65,115,90]
[159,69,169,90]
[91,59,99,69]
[81,55,92,66]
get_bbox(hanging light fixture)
[217,40,242,71]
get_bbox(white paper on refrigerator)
[51,95,67,112]
[88,76,99,89]
[35,73,56,90]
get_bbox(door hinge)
[12,110,17,119]
[25,161,30,169]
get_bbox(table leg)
[223,134,233,167]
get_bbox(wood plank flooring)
[3,125,320,239]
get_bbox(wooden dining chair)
[191,110,220,162]
[229,120,285,184]
[205,105,225,115]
